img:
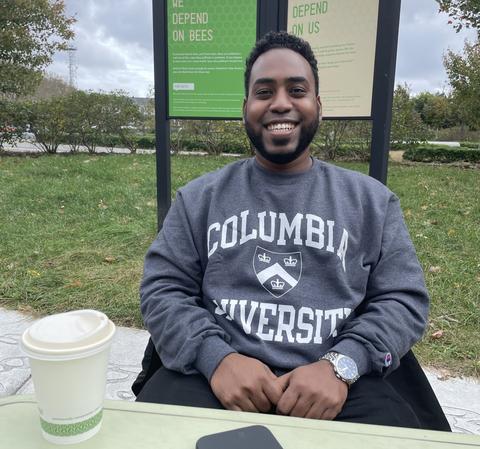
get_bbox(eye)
[290,86,307,96]
[255,89,272,98]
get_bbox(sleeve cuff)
[328,339,372,377]
[194,336,237,381]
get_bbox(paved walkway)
[1,307,479,434]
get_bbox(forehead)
[249,48,314,87]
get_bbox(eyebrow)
[252,76,309,86]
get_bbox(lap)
[136,367,223,409]
[136,367,421,428]
[336,375,421,428]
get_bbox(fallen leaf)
[431,330,444,339]
[65,280,82,288]
[447,229,456,236]
[98,200,108,209]
[429,266,442,273]
[104,256,116,263]
[430,220,438,225]
[27,269,41,277]
[437,370,453,381]
[421,205,428,210]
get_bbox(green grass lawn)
[0,154,478,376]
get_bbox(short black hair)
[244,31,319,97]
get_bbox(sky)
[47,0,478,98]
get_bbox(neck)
[255,150,313,174]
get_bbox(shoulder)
[315,159,395,201]
[178,157,251,200]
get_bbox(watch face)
[336,356,358,380]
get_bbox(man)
[136,31,449,429]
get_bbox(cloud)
[395,0,477,94]
[49,0,153,96]
[48,0,477,97]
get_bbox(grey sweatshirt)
[141,157,429,381]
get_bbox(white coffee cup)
[21,309,116,445]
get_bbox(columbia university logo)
[253,246,302,298]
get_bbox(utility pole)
[66,46,77,88]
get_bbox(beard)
[244,115,319,165]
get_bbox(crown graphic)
[271,278,285,290]
[283,256,298,267]
[258,253,271,263]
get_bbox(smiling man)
[135,32,450,430]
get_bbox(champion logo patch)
[384,352,392,367]
[253,246,302,298]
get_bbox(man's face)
[243,48,321,165]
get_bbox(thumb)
[263,371,291,405]
[276,372,292,391]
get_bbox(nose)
[269,88,292,113]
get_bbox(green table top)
[1,395,480,448]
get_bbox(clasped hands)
[210,353,348,420]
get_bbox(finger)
[276,387,298,416]
[305,403,328,420]
[320,406,340,421]
[263,379,284,406]
[276,372,291,391]
[238,397,259,413]
[290,396,314,418]
[251,391,272,413]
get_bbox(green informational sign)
[167,0,257,118]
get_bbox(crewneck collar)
[251,157,317,185]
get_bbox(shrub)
[404,146,480,163]
[460,141,480,149]
[136,134,155,149]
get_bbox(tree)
[390,85,431,148]
[311,121,350,160]
[0,0,75,98]
[414,92,457,133]
[103,92,144,153]
[436,0,480,33]
[444,40,480,130]
[27,96,68,153]
[0,99,24,149]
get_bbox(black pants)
[136,366,423,429]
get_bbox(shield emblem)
[253,246,302,298]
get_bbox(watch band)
[320,351,359,386]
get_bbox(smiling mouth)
[266,122,298,134]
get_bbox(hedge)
[403,146,480,163]
[460,141,480,149]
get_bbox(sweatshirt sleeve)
[140,191,236,380]
[329,195,429,377]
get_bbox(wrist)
[320,351,359,387]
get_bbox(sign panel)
[287,0,379,118]
[167,0,257,118]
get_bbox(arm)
[140,191,236,380]
[329,194,429,377]
[276,195,429,419]
[141,191,284,410]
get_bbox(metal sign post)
[369,0,402,184]
[152,0,171,229]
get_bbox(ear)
[317,96,323,122]
[242,97,247,124]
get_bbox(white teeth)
[268,123,295,131]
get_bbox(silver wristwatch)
[321,352,359,386]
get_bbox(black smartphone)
[196,425,284,449]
